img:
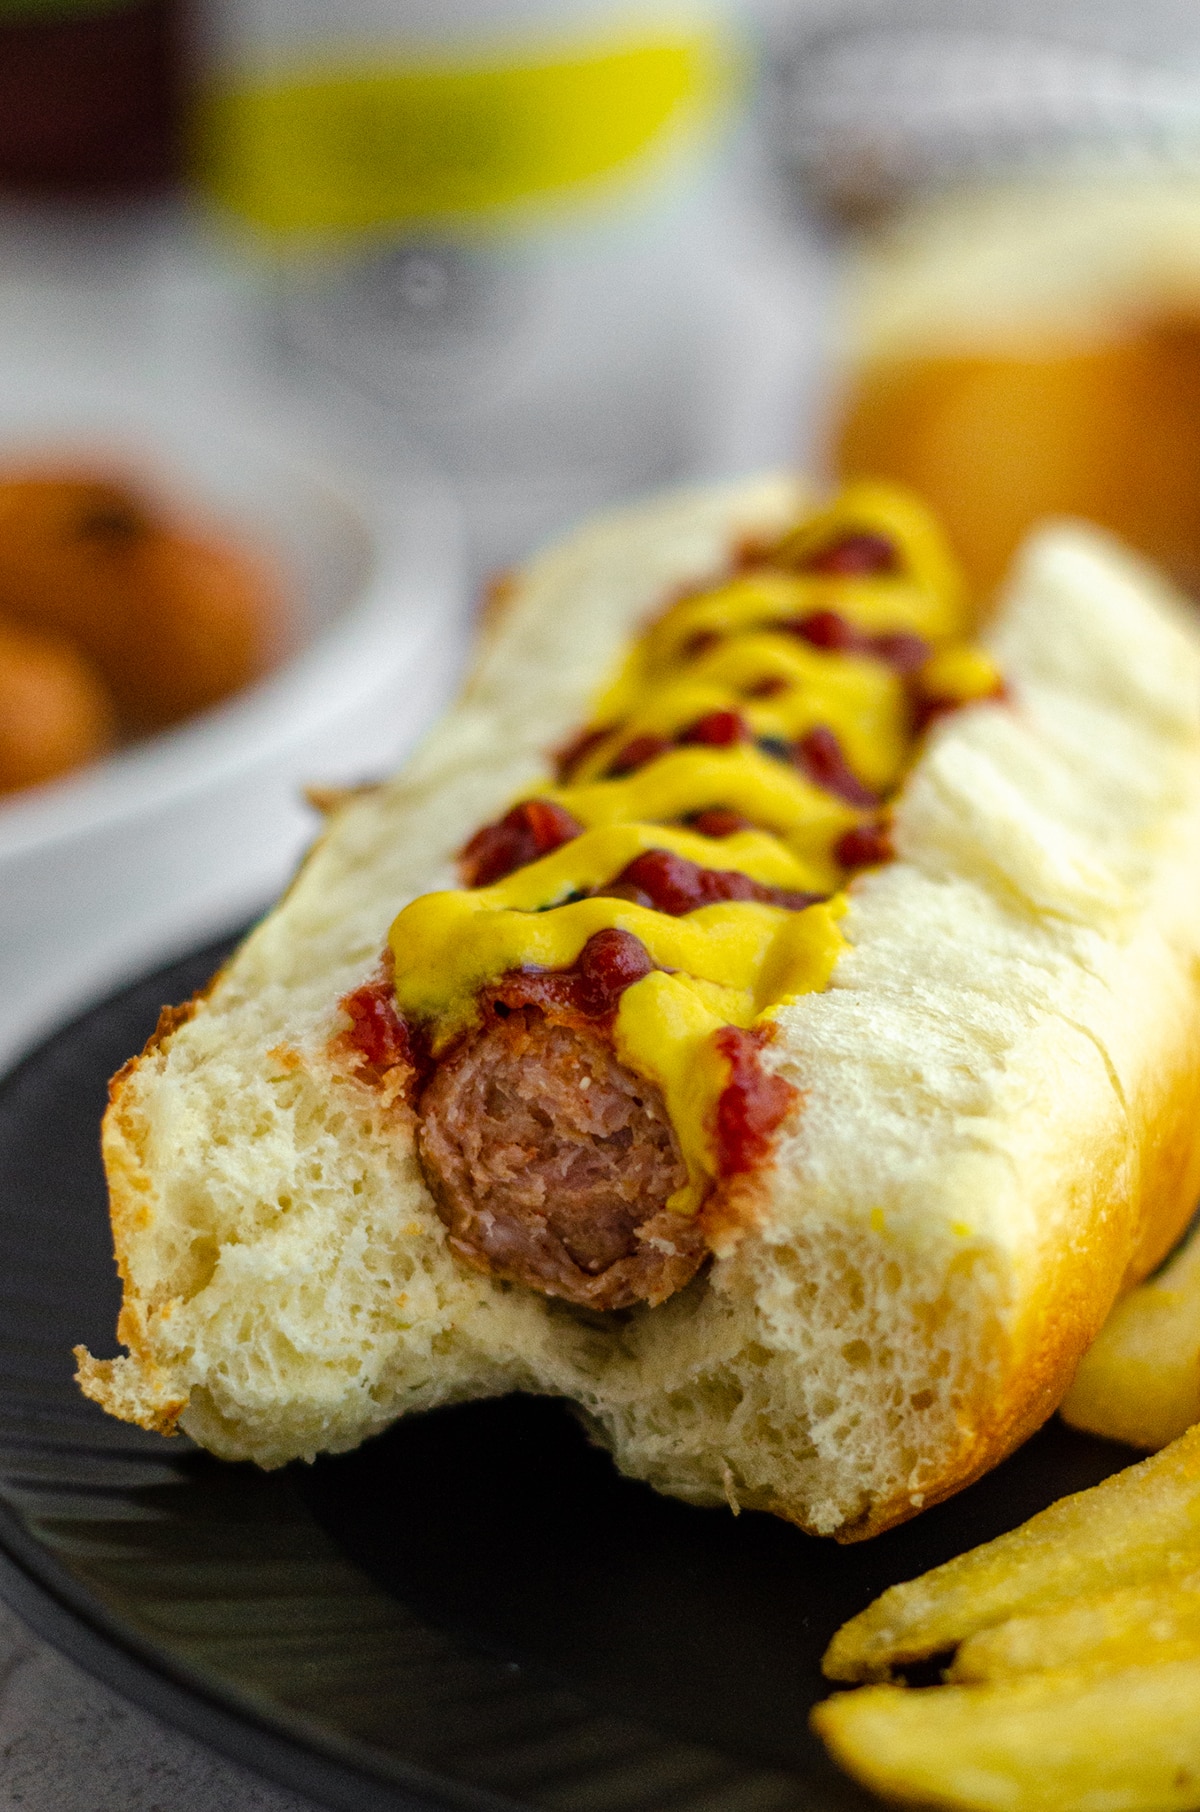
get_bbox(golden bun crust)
[75,476,1200,1539]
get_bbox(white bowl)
[0,385,464,1071]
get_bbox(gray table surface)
[0,1597,325,1812]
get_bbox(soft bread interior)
[78,479,1200,1539]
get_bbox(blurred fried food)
[1062,1220,1200,1452]
[107,527,279,728]
[815,1427,1200,1809]
[814,1658,1200,1812]
[0,618,114,793]
[822,1425,1200,1682]
[0,472,281,745]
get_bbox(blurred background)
[0,0,836,1068]
[11,3,1200,1806]
[7,0,1200,1052]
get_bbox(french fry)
[1062,1221,1200,1451]
[813,1658,1200,1812]
[823,1425,1200,1681]
[949,1570,1200,1682]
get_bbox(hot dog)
[76,476,1200,1539]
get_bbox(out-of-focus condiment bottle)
[188,0,752,563]
[194,0,738,242]
[0,0,181,194]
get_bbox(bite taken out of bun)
[77,475,1200,1541]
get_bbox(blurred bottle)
[187,0,752,563]
[194,0,738,242]
[0,0,182,194]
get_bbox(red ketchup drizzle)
[486,928,655,1024]
[610,713,751,777]
[572,928,656,1016]
[912,678,1007,736]
[795,726,879,808]
[608,732,672,777]
[459,799,583,887]
[800,532,898,577]
[911,694,958,735]
[787,610,930,674]
[746,675,789,699]
[835,819,894,871]
[871,631,930,674]
[682,628,722,660]
[339,959,426,1089]
[679,709,746,747]
[686,807,752,837]
[555,724,610,782]
[711,1026,796,1177]
[790,607,861,652]
[600,847,819,916]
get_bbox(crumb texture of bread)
[77,479,1200,1538]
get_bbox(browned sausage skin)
[419,934,707,1310]
[418,1004,703,1310]
[338,931,712,1311]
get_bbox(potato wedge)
[823,1425,1200,1681]
[949,1570,1200,1682]
[1062,1221,1200,1451]
[813,1658,1200,1812]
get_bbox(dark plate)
[0,935,1140,1812]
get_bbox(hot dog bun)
[76,476,1200,1540]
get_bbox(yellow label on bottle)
[195,29,736,239]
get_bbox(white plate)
[0,377,464,1071]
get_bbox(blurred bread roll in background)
[833,177,1200,598]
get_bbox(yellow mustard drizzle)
[540,746,859,886]
[571,638,909,792]
[388,481,999,1215]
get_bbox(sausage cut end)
[417,1006,707,1310]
